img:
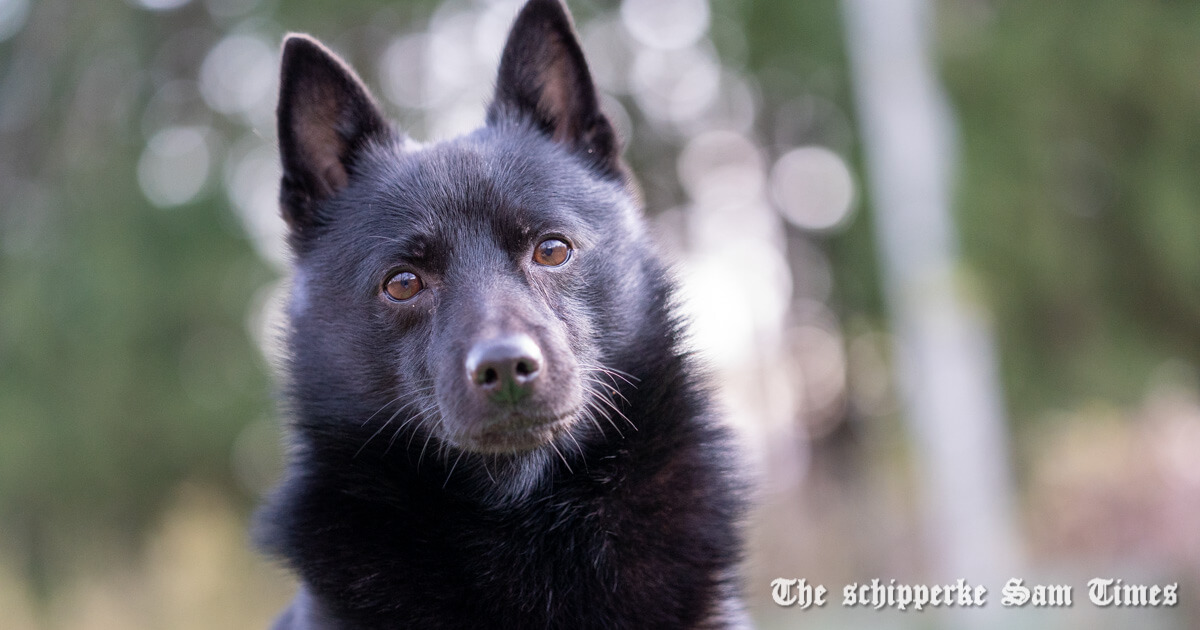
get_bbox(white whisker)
[548,440,573,474]
[443,450,465,488]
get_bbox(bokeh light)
[137,125,214,208]
[198,32,277,124]
[223,134,286,268]
[620,0,709,51]
[131,0,192,12]
[770,145,856,232]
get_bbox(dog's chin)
[453,414,575,455]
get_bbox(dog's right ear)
[276,34,391,233]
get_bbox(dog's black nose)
[465,334,543,399]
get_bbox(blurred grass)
[0,484,292,630]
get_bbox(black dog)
[257,0,746,627]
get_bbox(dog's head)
[276,0,653,475]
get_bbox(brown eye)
[384,271,423,301]
[533,238,571,267]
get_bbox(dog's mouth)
[454,413,575,454]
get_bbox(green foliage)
[0,0,277,587]
[735,0,888,320]
[941,0,1200,420]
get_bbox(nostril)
[512,356,541,385]
[481,366,499,386]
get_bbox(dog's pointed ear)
[277,34,391,231]
[487,0,622,179]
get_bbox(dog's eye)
[384,271,423,301]
[533,238,571,267]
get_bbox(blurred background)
[1,0,1198,627]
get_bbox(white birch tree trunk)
[841,1,1022,625]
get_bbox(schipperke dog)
[257,0,746,627]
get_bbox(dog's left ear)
[487,0,622,180]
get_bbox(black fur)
[257,1,746,628]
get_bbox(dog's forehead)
[361,132,596,238]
